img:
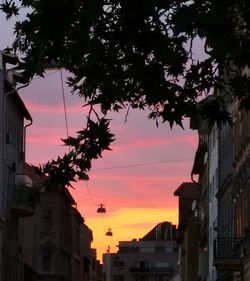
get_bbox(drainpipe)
[23,118,33,163]
[16,82,32,164]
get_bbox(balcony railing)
[213,237,243,271]
[130,267,150,273]
[239,235,250,258]
[11,184,38,217]
[130,267,172,275]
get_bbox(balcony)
[130,267,172,275]
[213,237,243,271]
[11,184,38,217]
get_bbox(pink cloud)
[110,134,197,153]
[25,100,88,113]
[89,173,188,183]
[26,127,68,145]
[26,136,63,145]
[72,174,185,209]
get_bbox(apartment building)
[103,222,178,281]
[21,163,95,281]
[0,50,35,281]
[213,96,250,280]
[181,88,250,281]
[0,50,98,281]
[175,105,219,281]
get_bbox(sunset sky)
[1,15,199,261]
[20,70,198,260]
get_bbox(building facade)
[207,124,219,281]
[103,222,178,281]
[184,91,250,280]
[0,50,100,281]
[21,163,96,281]
[213,97,250,280]
[174,182,200,281]
[0,50,35,281]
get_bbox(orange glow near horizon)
[83,207,178,261]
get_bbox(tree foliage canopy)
[1,0,250,187]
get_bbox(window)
[155,262,169,268]
[92,258,96,270]
[43,209,52,232]
[42,248,52,271]
[135,261,148,269]
[114,261,124,267]
[139,247,154,253]
[74,228,80,252]
[84,257,89,273]
[114,275,124,281]
[155,246,165,253]
[138,276,148,281]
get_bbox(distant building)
[103,222,178,281]
[174,182,199,281]
[21,163,96,281]
[190,115,209,281]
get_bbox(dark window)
[84,257,89,273]
[114,261,124,267]
[74,228,80,252]
[135,261,148,269]
[42,248,52,271]
[114,275,124,281]
[155,246,165,253]
[43,209,52,232]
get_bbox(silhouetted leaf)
[2,0,250,187]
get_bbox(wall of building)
[21,189,73,281]
[208,124,218,281]
[218,107,234,238]
[0,70,4,218]
[0,217,4,280]
[0,52,33,281]
[104,238,178,281]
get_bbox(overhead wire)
[92,157,193,171]
[58,71,103,216]
[80,156,193,238]
[85,181,98,207]
[29,156,193,171]
[58,70,110,236]
[60,69,69,139]
[76,189,170,207]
